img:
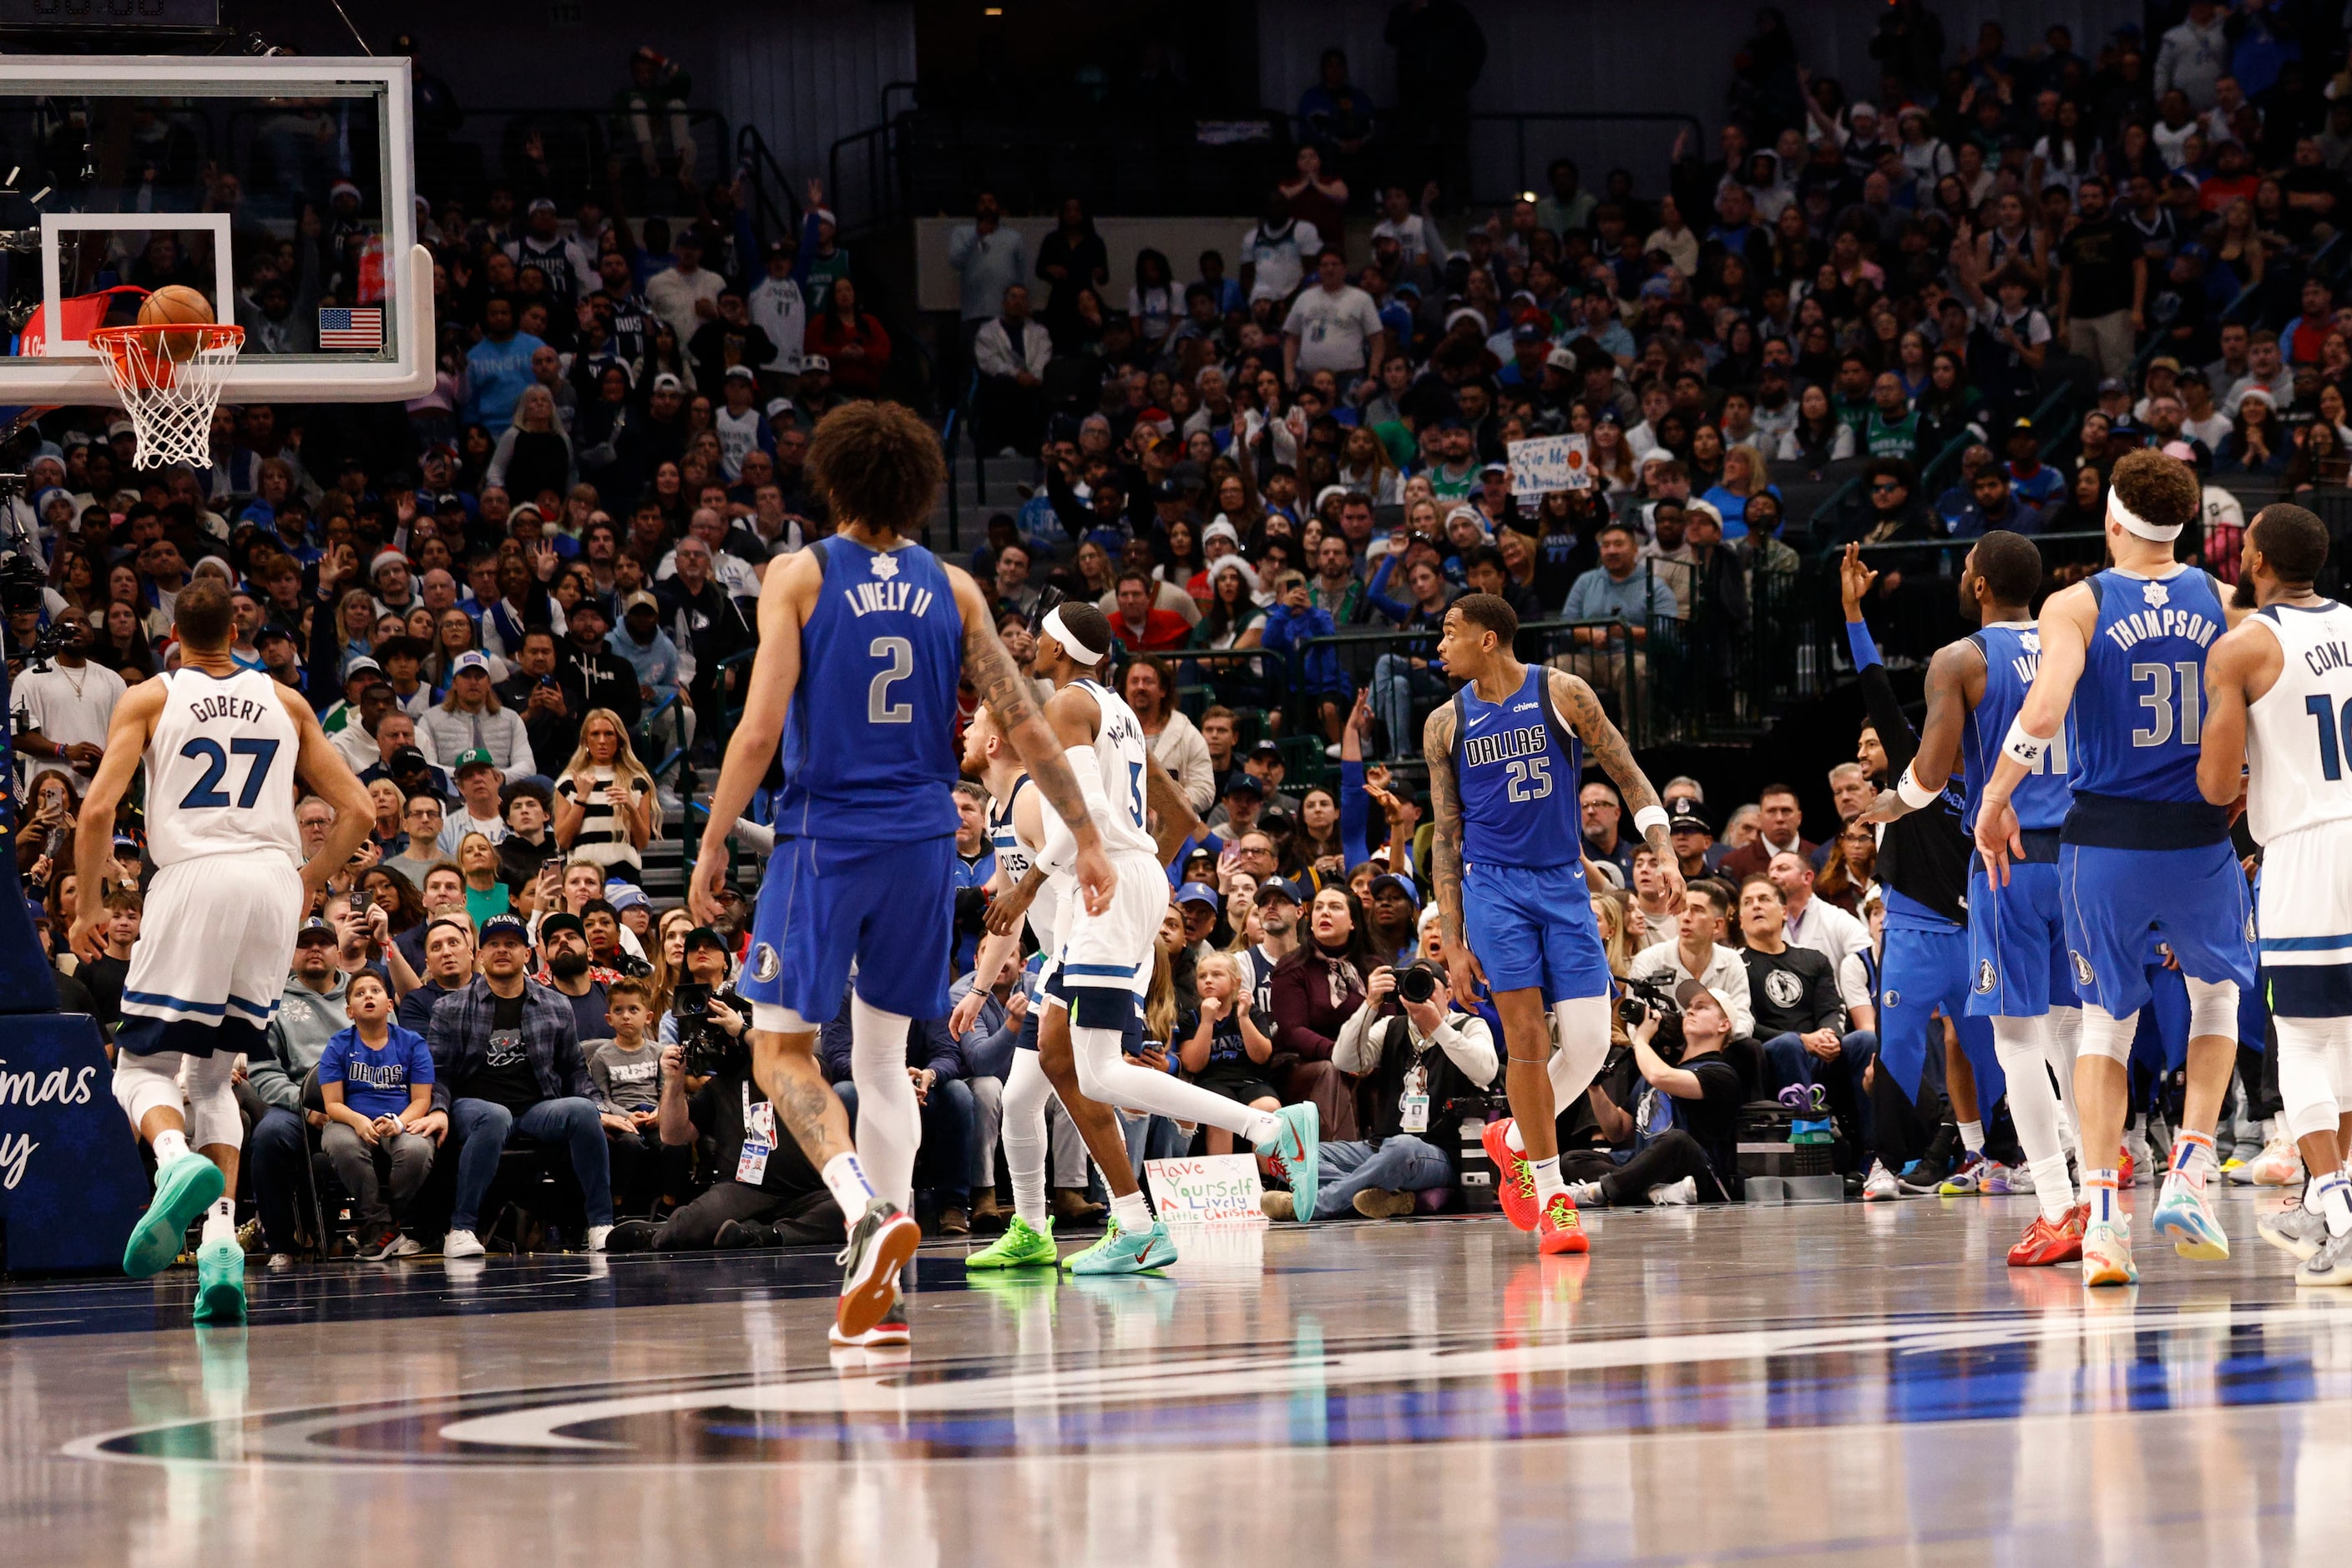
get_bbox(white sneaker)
[266,1252,293,1272]
[442,1228,486,1261]
[375,1235,424,1261]
[1562,1179,1606,1207]
[586,1225,613,1252]
[1862,1160,1899,1201]
[2239,1135,2304,1187]
[1646,1176,1697,1206]
[2122,1129,2154,1186]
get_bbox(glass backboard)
[0,54,427,403]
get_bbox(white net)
[89,325,245,470]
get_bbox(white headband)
[2110,489,2182,543]
[1041,605,1103,665]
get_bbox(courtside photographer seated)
[1564,977,1746,1206]
[601,999,845,1253]
[1265,955,1497,1222]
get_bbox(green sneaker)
[965,1213,1057,1269]
[1254,1103,1321,1223]
[124,1153,225,1280]
[1058,1216,1121,1272]
[1066,1219,1179,1276]
[192,1236,246,1325]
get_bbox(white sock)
[1002,1050,1054,1228]
[201,1196,236,1247]
[822,1151,877,1218]
[2319,1172,2352,1238]
[1530,1155,1565,1206]
[1110,1189,1152,1232]
[1992,1017,2073,1222]
[1958,1120,1985,1156]
[1065,1017,1277,1142]
[847,993,923,1212]
[153,1127,190,1165]
[1504,1120,1526,1155]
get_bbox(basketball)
[137,284,214,361]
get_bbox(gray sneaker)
[2298,1223,2352,1287]
[2260,1205,2329,1262]
[1647,1176,1697,1206]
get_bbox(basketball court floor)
[3,1185,2345,1565]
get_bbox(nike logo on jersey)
[839,581,936,618]
[2102,608,2217,651]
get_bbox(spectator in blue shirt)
[2001,418,2066,508]
[463,296,547,433]
[317,972,438,1257]
[1562,522,1679,643]
[1945,464,2047,538]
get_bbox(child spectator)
[1180,951,1282,1154]
[316,972,438,1259]
[588,977,672,1212]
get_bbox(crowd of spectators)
[9,8,2336,1255]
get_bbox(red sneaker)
[2006,1211,2084,1267]
[2117,1146,2135,1189]
[1484,1117,1540,1232]
[1538,1192,1589,1255]
[2062,1202,2089,1239]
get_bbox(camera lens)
[1398,965,1437,1004]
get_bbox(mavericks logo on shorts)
[2071,950,2097,990]
[751,943,781,984]
[1883,989,1901,1009]
[1975,960,1996,995]
[2247,911,2258,944]
[1763,970,1803,1008]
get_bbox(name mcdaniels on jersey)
[184,693,278,726]
[2102,605,2219,651]
[1101,706,1141,755]
[840,580,937,618]
[1464,725,1550,769]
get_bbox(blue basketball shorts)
[739,832,956,1026]
[1965,858,2077,1019]
[1461,860,1611,1004]
[1877,919,2000,1104]
[2058,840,2255,1019]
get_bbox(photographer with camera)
[655,925,749,1061]
[1564,979,1746,1206]
[1625,883,1754,1040]
[1279,956,1497,1221]
[599,1016,846,1253]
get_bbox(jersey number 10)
[2306,694,2352,781]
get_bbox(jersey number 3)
[178,737,280,809]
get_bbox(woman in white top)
[1334,425,1404,505]
[552,706,660,884]
[2028,101,2099,201]
[1642,194,1699,277]
[1895,107,1955,185]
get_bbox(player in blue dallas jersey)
[691,402,1115,1352]
[1861,530,2089,1267]
[1425,593,1682,1257]
[1975,448,2255,1288]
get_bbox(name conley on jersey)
[2303,639,2352,678]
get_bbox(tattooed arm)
[953,567,1116,916]
[1549,666,1684,903]
[1422,700,1487,1000]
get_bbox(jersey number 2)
[178,737,280,809]
[1504,755,1553,802]
[867,636,913,724]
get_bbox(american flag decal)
[319,306,382,350]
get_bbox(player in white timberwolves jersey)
[1014,601,1319,1273]
[2199,503,2352,1284]
[69,580,375,1324]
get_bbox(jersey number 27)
[177,737,279,809]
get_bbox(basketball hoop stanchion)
[88,322,243,469]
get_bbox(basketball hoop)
[89,323,245,469]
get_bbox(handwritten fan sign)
[1508,432,1591,496]
[1144,1153,1268,1226]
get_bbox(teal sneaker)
[966,1214,1058,1269]
[1066,1218,1179,1275]
[1058,1216,1120,1272]
[124,1153,225,1280]
[191,1236,246,1325]
[1255,1103,1321,1222]
[2152,1180,2231,1261]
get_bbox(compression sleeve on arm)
[1845,617,1882,674]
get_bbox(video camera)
[1616,974,1680,1029]
[670,982,744,1077]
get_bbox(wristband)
[1895,764,1940,811]
[2000,714,2056,771]
[1632,805,1671,840]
